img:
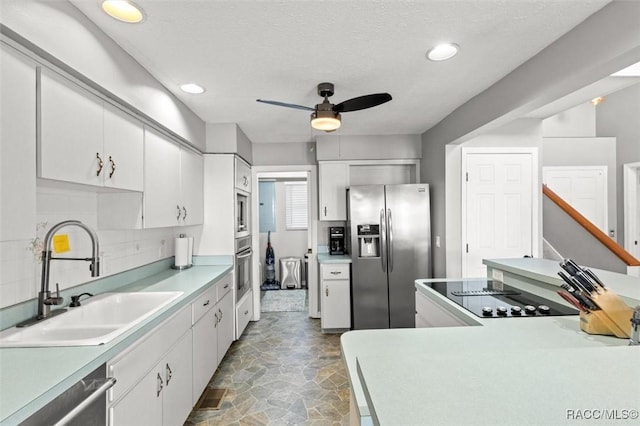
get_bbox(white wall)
[316,134,421,161]
[252,142,317,166]
[596,82,640,247]
[0,184,183,309]
[1,0,205,149]
[542,103,596,137]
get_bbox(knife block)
[579,289,632,338]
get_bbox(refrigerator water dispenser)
[357,224,380,258]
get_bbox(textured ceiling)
[69,0,610,143]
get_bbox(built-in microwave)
[236,189,250,238]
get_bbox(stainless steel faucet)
[37,220,100,320]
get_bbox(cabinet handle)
[224,284,229,289]
[165,363,173,385]
[156,372,163,397]
[96,153,104,176]
[203,300,210,307]
[244,310,249,315]
[176,205,181,220]
[325,285,329,297]
[182,206,187,221]
[218,308,223,321]
[330,271,341,275]
[214,312,219,327]
[243,176,248,187]
[108,156,116,178]
[324,206,327,217]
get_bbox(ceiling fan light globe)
[311,113,341,132]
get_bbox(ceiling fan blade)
[333,93,392,113]
[256,99,315,111]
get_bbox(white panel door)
[543,166,607,232]
[463,152,534,278]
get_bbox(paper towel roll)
[174,236,191,269]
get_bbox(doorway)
[624,162,640,259]
[250,166,318,321]
[461,147,538,277]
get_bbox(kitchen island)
[341,258,640,425]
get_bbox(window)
[285,181,308,230]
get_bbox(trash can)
[280,257,301,289]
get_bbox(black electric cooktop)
[424,280,579,318]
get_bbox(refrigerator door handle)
[388,208,394,272]
[380,208,387,272]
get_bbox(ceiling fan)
[256,82,392,132]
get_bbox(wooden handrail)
[543,184,640,266]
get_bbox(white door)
[543,166,607,232]
[463,150,535,278]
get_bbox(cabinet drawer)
[236,292,253,338]
[321,263,350,280]
[216,274,232,301]
[192,285,216,324]
[107,304,191,404]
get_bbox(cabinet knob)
[96,153,104,176]
[203,300,210,307]
[108,156,116,178]
[244,310,249,315]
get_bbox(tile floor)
[185,305,350,425]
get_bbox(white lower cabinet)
[320,264,351,331]
[108,306,192,426]
[415,290,470,328]
[192,305,218,405]
[192,273,234,404]
[108,273,234,425]
[235,290,253,338]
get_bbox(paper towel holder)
[172,234,194,270]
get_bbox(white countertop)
[341,259,640,424]
[0,264,232,425]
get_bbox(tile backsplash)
[0,184,198,309]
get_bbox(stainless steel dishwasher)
[21,364,115,426]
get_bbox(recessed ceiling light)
[101,0,145,23]
[426,43,460,61]
[180,83,206,94]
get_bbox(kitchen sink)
[0,291,183,348]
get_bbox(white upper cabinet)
[180,148,204,226]
[235,156,251,193]
[143,127,181,228]
[1,44,36,241]
[144,127,204,228]
[39,69,143,191]
[103,103,144,191]
[318,162,348,221]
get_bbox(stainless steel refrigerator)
[349,184,432,329]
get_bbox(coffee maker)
[329,227,346,255]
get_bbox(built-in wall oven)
[235,235,252,302]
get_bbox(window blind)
[285,182,308,230]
